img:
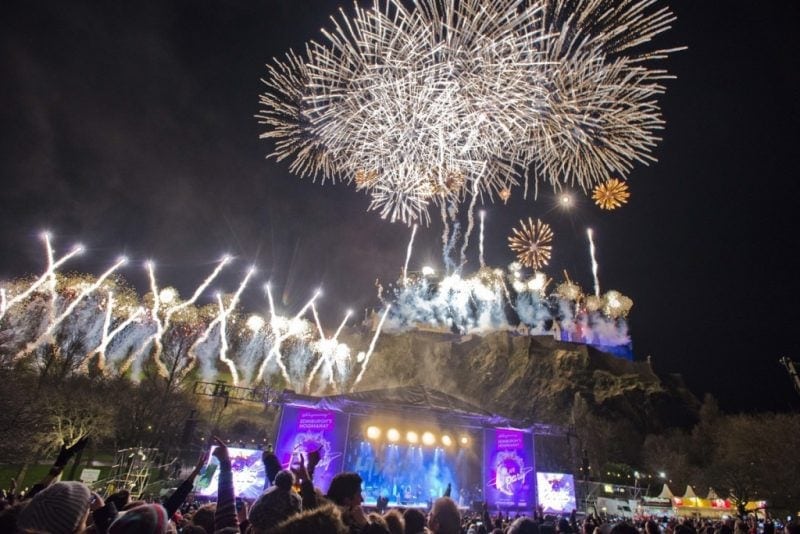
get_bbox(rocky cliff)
[345,329,700,434]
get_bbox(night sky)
[1,1,798,414]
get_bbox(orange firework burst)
[592,178,630,210]
[354,169,379,189]
[508,218,553,269]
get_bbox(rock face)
[351,330,700,434]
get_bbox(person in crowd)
[508,517,540,534]
[15,480,93,533]
[428,497,460,534]
[610,523,641,534]
[365,512,391,534]
[271,504,349,534]
[402,507,426,534]
[248,469,302,533]
[108,502,171,534]
[188,503,216,533]
[382,509,405,534]
[328,472,380,534]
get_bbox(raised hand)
[192,448,211,476]
[211,436,230,464]
[306,448,321,478]
[290,453,310,483]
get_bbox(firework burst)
[257,0,679,225]
[508,218,554,269]
[592,178,631,210]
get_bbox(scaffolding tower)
[105,447,158,498]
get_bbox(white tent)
[657,484,674,500]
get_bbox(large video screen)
[194,447,265,500]
[536,472,577,514]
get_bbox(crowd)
[0,439,797,534]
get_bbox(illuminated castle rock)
[344,329,700,435]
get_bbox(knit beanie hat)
[109,502,170,534]
[16,481,91,534]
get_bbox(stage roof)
[278,385,563,434]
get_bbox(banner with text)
[484,428,534,510]
[275,406,348,493]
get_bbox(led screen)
[194,447,265,500]
[536,472,577,514]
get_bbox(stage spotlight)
[422,432,436,446]
[387,428,400,442]
[406,431,419,444]
[366,426,381,440]
[460,435,470,445]
[441,435,453,447]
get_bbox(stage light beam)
[387,428,400,442]
[367,426,381,440]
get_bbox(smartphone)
[235,498,244,511]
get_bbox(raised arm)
[212,436,239,532]
[164,448,210,518]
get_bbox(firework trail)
[138,257,232,376]
[43,234,59,328]
[215,294,237,385]
[306,306,353,392]
[457,186,481,269]
[87,292,144,371]
[352,304,391,390]
[0,237,83,321]
[402,225,418,284]
[479,210,486,268]
[17,256,127,361]
[259,289,320,385]
[587,228,600,297]
[188,267,255,385]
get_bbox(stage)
[271,386,574,512]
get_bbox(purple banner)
[484,428,534,510]
[274,406,347,493]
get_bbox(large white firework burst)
[257,0,678,224]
